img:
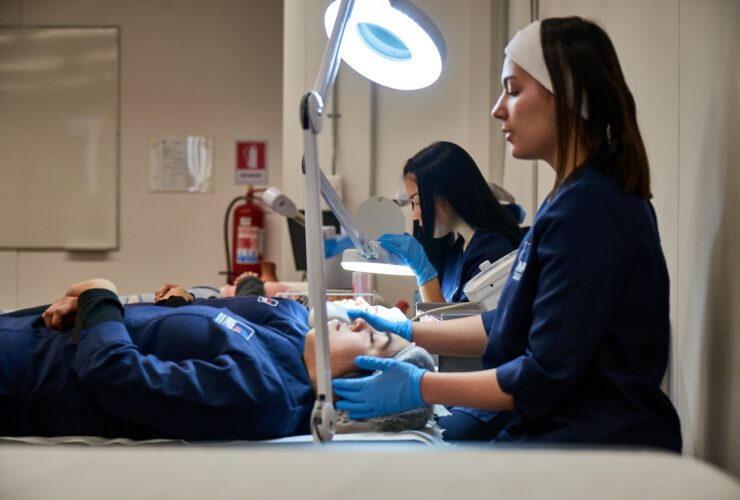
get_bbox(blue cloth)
[437,408,514,442]
[438,230,514,433]
[481,165,682,452]
[440,230,515,302]
[0,296,314,441]
[503,203,527,224]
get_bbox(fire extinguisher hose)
[223,195,246,283]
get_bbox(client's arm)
[43,278,117,330]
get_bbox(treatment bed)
[1,438,738,499]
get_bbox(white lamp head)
[339,196,414,276]
[324,0,446,90]
[341,245,416,276]
[261,187,299,218]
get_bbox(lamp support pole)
[300,0,356,443]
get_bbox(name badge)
[214,312,255,341]
[258,296,278,307]
[512,241,531,281]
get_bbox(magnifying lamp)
[339,196,415,276]
[299,0,445,442]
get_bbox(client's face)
[303,319,410,388]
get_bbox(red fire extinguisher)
[225,187,264,284]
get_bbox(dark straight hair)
[540,17,652,198]
[403,142,523,271]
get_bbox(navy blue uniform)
[438,232,515,440]
[0,294,314,441]
[440,230,515,302]
[481,165,681,451]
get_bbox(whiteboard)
[0,27,118,250]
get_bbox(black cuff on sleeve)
[72,289,124,343]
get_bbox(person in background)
[383,141,524,303]
[333,17,682,452]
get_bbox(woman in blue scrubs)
[333,17,682,451]
[382,141,524,303]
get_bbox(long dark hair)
[403,141,523,272]
[540,17,652,198]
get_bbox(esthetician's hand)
[347,310,413,341]
[324,235,353,259]
[333,356,427,419]
[378,233,437,286]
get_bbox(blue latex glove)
[347,310,413,341]
[324,235,353,259]
[378,233,437,286]
[333,356,427,419]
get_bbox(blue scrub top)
[481,165,682,451]
[440,230,515,302]
[0,296,314,441]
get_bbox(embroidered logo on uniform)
[214,312,255,341]
[258,296,278,307]
[512,241,531,281]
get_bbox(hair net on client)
[335,344,436,433]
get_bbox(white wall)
[676,0,740,476]
[504,0,740,477]
[0,0,284,309]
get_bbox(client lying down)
[0,279,433,440]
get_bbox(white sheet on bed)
[0,429,444,447]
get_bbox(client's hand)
[378,233,437,286]
[347,310,413,341]
[42,296,78,330]
[332,356,427,419]
[65,278,117,297]
[154,284,193,303]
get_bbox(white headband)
[505,20,589,119]
[504,21,553,94]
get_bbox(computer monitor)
[286,210,341,272]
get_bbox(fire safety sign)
[235,141,268,184]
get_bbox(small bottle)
[352,271,375,305]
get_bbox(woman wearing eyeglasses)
[385,141,524,304]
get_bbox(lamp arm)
[318,169,375,258]
[313,0,354,106]
[299,0,357,443]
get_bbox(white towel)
[504,20,589,119]
[504,21,553,94]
